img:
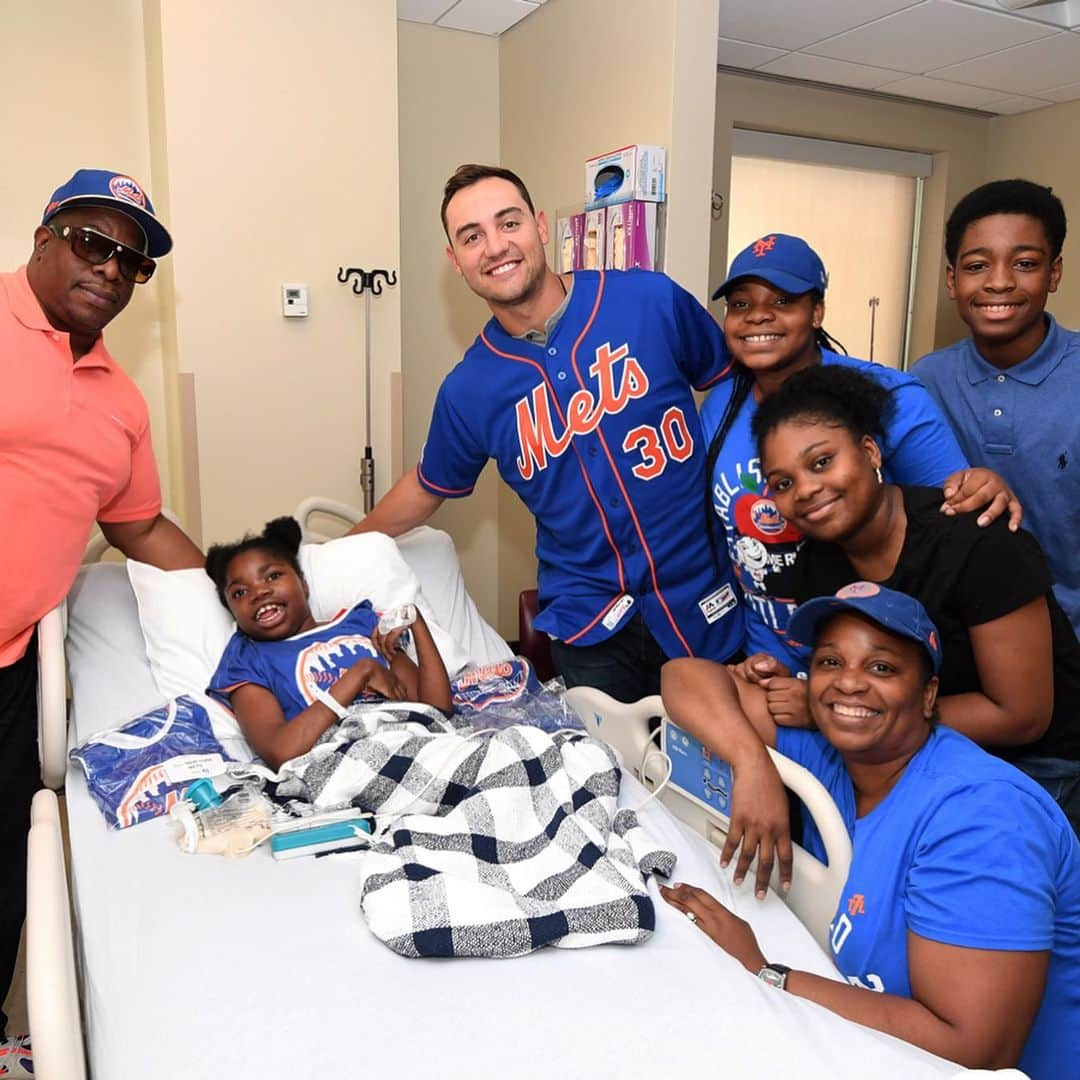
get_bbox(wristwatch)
[757,962,792,990]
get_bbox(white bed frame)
[26,502,962,1080]
[564,687,852,954]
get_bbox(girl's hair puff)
[205,516,304,606]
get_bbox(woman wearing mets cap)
[700,232,1019,676]
[660,585,1080,1077]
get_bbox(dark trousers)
[550,613,669,704]
[0,632,41,1037]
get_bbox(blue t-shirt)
[700,351,968,669]
[777,724,1080,1079]
[915,315,1080,635]
[417,269,743,663]
[207,602,387,721]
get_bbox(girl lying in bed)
[205,517,451,769]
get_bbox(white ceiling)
[397,0,1080,115]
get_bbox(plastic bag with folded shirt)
[451,659,582,733]
[69,695,232,828]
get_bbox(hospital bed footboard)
[565,686,852,953]
[26,789,86,1080]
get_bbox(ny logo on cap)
[752,235,777,257]
[108,175,147,208]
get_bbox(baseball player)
[352,164,741,701]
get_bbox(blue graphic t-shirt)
[208,602,387,721]
[777,724,1080,1080]
[700,352,967,669]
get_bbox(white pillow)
[298,532,473,675]
[126,533,474,742]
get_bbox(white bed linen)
[63,565,958,1080]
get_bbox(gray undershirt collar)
[513,275,574,346]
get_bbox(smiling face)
[444,176,550,311]
[27,207,142,344]
[722,279,824,379]
[946,212,1062,365]
[223,548,316,641]
[761,417,883,543]
[808,611,937,765]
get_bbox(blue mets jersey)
[417,270,743,661]
[208,602,387,721]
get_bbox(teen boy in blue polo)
[915,181,1078,637]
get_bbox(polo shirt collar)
[4,264,112,371]
[963,314,1066,387]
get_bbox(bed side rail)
[564,687,852,954]
[27,789,87,1080]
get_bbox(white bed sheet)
[63,564,958,1080]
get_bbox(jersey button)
[996,374,1006,383]
[557,370,567,381]
[547,347,558,356]
[993,408,1003,417]
[588,446,598,457]
[609,497,620,508]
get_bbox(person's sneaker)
[0,1034,32,1077]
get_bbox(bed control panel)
[662,719,734,821]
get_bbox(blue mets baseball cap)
[712,233,828,300]
[42,169,173,257]
[788,582,942,674]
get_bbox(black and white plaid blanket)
[247,706,676,958]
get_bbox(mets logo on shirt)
[109,174,148,208]
[294,633,380,702]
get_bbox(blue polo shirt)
[915,316,1079,633]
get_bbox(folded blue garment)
[70,695,232,829]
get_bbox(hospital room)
[3,0,1080,1076]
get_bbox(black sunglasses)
[47,223,156,284]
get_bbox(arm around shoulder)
[348,469,444,538]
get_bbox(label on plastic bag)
[163,753,227,783]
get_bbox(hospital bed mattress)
[62,564,958,1079]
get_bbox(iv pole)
[336,265,398,514]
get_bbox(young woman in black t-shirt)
[746,364,1080,830]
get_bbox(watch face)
[758,964,789,989]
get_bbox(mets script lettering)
[515,342,648,480]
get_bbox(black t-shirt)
[792,486,1080,763]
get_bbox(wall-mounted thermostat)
[282,283,309,317]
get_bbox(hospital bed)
[27,503,964,1079]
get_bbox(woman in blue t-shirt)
[701,233,1018,669]
[205,517,451,769]
[660,587,1080,1078]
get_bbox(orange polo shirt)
[1,267,162,665]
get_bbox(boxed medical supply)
[604,200,659,271]
[585,144,666,208]
[583,207,606,270]
[555,212,585,273]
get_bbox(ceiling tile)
[438,0,540,35]
[932,30,1080,92]
[757,51,905,90]
[806,0,1056,75]
[717,0,918,52]
[716,36,788,68]
[397,0,456,23]
[875,74,998,107]
[978,92,1054,113]
[1038,78,1080,102]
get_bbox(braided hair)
[205,516,305,607]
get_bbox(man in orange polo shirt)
[0,169,202,1072]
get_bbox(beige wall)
[0,0,174,507]
[986,100,1080,327]
[397,22,502,629]
[154,0,402,549]
[711,71,990,360]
